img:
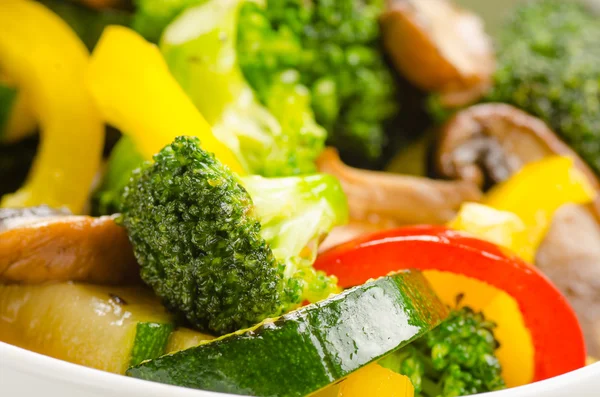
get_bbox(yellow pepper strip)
[483,156,596,263]
[0,0,104,213]
[0,74,36,143]
[449,202,531,262]
[87,26,245,175]
[312,363,414,397]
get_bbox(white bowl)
[2,341,599,397]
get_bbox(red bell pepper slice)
[315,225,586,383]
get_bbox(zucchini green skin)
[130,322,175,367]
[127,270,448,397]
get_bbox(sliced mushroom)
[537,204,600,356]
[0,207,139,285]
[435,103,599,191]
[317,148,482,227]
[381,0,495,107]
[436,104,600,355]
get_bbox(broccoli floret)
[237,0,399,163]
[379,307,506,397]
[160,0,326,177]
[120,136,347,335]
[486,0,600,174]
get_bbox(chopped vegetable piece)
[314,363,414,397]
[0,283,173,374]
[434,103,600,191]
[487,0,600,175]
[237,0,399,163]
[0,208,139,285]
[449,202,529,262]
[87,25,245,175]
[483,156,596,262]
[381,0,494,107]
[161,0,326,177]
[165,328,214,354]
[315,226,587,382]
[120,136,347,335]
[130,322,174,367]
[0,0,104,213]
[127,271,448,397]
[317,147,482,226]
[381,307,505,396]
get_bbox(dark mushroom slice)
[0,206,139,285]
[537,204,600,357]
[381,0,495,107]
[317,148,482,227]
[435,103,600,191]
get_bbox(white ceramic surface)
[2,341,599,397]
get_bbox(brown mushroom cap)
[381,0,495,107]
[317,147,482,227]
[436,104,600,356]
[0,208,139,285]
[435,103,600,191]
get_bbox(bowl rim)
[2,341,599,397]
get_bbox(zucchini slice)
[128,270,448,397]
[0,283,174,374]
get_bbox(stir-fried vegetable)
[0,2,596,396]
[161,0,326,177]
[237,0,398,163]
[87,26,245,175]
[380,307,505,397]
[0,0,104,213]
[127,271,448,397]
[488,0,600,175]
[315,226,587,384]
[482,156,596,262]
[120,136,347,335]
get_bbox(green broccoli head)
[120,136,346,335]
[237,0,399,164]
[379,307,505,397]
[487,0,600,174]
[160,0,326,178]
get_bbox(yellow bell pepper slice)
[312,363,414,397]
[483,156,596,262]
[449,202,531,262]
[0,0,104,213]
[87,26,245,175]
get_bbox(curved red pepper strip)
[315,225,586,383]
